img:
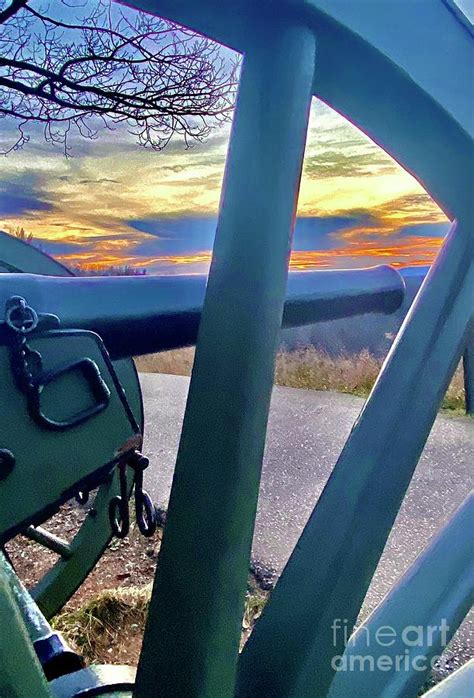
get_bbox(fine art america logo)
[331,618,450,673]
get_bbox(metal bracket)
[28,358,111,431]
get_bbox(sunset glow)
[1,93,449,274]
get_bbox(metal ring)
[136,490,157,538]
[5,299,38,333]
[109,496,129,539]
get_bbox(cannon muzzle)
[0,266,404,359]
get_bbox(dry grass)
[275,346,380,397]
[53,586,150,666]
[52,578,438,694]
[53,583,267,665]
[136,347,196,376]
[135,345,467,414]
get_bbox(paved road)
[140,372,473,669]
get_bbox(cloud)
[327,193,447,243]
[0,94,449,274]
[304,148,397,180]
[288,235,444,270]
[293,215,376,250]
[128,216,216,254]
[77,178,121,185]
[44,210,449,275]
[0,174,53,216]
[391,222,450,238]
[127,215,379,257]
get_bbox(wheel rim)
[0,231,144,618]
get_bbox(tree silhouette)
[0,0,237,154]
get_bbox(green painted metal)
[463,327,474,415]
[0,231,144,619]
[0,265,404,358]
[0,553,83,680]
[134,17,316,698]
[33,377,142,620]
[0,2,472,696]
[29,353,142,622]
[0,230,73,277]
[32,468,133,620]
[0,566,52,698]
[237,220,473,697]
[0,329,139,543]
[327,492,474,697]
[49,666,135,697]
[1,552,55,646]
[423,659,474,697]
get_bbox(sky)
[0,6,456,276]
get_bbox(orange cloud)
[288,236,443,270]
[57,233,441,274]
[324,193,447,243]
[7,99,448,274]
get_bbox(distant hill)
[279,267,426,357]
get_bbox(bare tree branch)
[0,0,27,24]
[0,0,238,154]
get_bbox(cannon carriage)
[0,0,473,696]
[0,229,405,616]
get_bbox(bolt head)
[0,449,15,480]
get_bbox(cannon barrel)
[0,266,404,360]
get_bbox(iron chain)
[109,451,157,539]
[5,296,43,392]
